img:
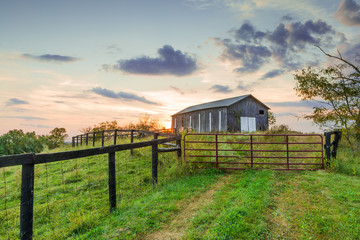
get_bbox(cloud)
[0,116,47,120]
[107,45,198,76]
[218,40,272,72]
[287,20,333,49]
[261,69,285,80]
[233,21,265,43]
[343,42,360,59]
[209,84,233,93]
[216,19,335,72]
[281,15,293,21]
[170,85,185,95]
[90,87,159,105]
[5,98,29,106]
[23,54,80,63]
[267,101,328,108]
[22,124,52,129]
[335,0,360,26]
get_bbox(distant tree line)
[0,127,68,155]
[81,114,165,133]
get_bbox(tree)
[294,46,360,150]
[267,110,276,127]
[47,127,68,149]
[81,120,120,133]
[82,115,163,134]
[0,129,45,155]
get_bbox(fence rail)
[184,133,324,170]
[0,131,181,240]
[71,129,175,148]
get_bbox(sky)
[1,0,360,137]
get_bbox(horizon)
[1,0,360,137]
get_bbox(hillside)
[1,135,359,239]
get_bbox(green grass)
[1,134,360,239]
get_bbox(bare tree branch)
[315,45,360,74]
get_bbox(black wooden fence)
[0,131,181,240]
[71,129,170,148]
[324,130,342,163]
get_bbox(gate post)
[176,137,182,158]
[324,132,331,164]
[215,134,218,169]
[286,135,289,170]
[250,135,253,168]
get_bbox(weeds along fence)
[184,133,324,170]
[0,131,181,240]
[71,129,171,148]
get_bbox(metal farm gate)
[184,133,324,170]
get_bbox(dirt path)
[145,174,232,240]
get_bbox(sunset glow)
[1,0,360,137]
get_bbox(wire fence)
[0,131,181,239]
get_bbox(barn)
[171,94,270,133]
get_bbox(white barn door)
[240,117,256,132]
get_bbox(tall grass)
[0,136,187,239]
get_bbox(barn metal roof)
[173,94,270,116]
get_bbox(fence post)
[108,152,116,212]
[286,135,289,170]
[80,135,83,146]
[86,133,89,146]
[20,161,35,240]
[72,137,75,147]
[93,132,96,147]
[76,136,79,147]
[130,130,134,155]
[215,134,218,169]
[176,137,182,158]
[332,131,342,158]
[250,135,253,168]
[102,131,105,147]
[152,133,159,185]
[324,132,331,164]
[113,130,117,145]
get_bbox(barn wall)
[227,96,268,132]
[172,107,228,133]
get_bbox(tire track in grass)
[145,174,233,240]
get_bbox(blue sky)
[1,0,360,136]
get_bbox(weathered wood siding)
[227,97,268,132]
[172,107,228,133]
[172,95,268,133]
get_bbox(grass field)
[1,134,359,239]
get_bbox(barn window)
[209,112,212,132]
[174,118,177,129]
[259,110,264,115]
[189,116,192,128]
